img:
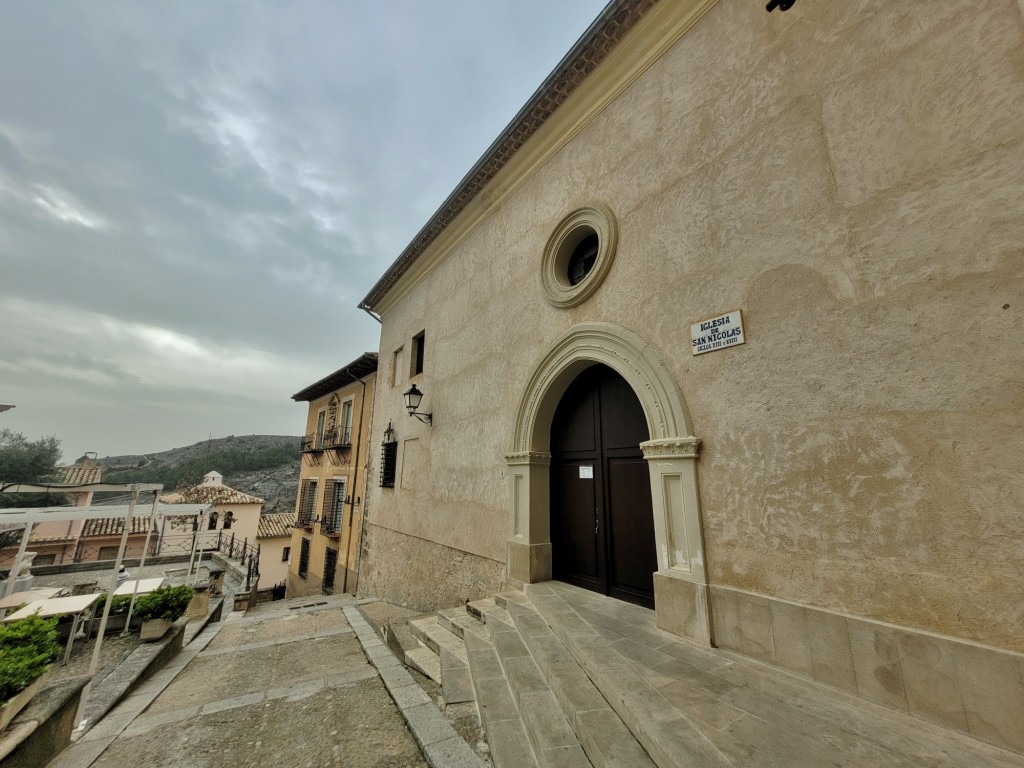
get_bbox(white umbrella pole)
[3,524,32,599]
[122,493,160,635]
[75,484,139,730]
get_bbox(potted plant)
[90,594,140,636]
[134,585,193,641]
[0,614,61,732]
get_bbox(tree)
[0,429,61,483]
[0,429,63,510]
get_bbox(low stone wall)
[0,676,89,768]
[356,523,505,612]
[709,584,1024,755]
[27,554,195,578]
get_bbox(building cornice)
[360,0,720,316]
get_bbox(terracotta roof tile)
[257,513,295,539]
[82,517,154,537]
[57,465,103,485]
[160,484,263,506]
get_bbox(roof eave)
[358,0,656,313]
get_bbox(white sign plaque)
[579,465,593,479]
[691,309,745,355]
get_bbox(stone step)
[483,600,591,768]
[523,583,730,768]
[502,597,656,768]
[409,614,476,707]
[410,615,468,664]
[463,620,540,768]
[466,597,496,621]
[404,645,441,683]
[438,607,490,644]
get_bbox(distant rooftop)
[59,464,102,486]
[257,513,294,539]
[160,471,264,506]
[82,516,153,537]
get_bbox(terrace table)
[2,593,104,664]
[0,586,68,610]
[113,577,168,597]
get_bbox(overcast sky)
[0,1,608,463]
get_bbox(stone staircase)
[396,582,1024,768]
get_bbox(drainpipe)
[342,374,368,595]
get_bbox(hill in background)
[92,434,301,515]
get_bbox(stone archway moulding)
[505,322,713,644]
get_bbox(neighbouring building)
[286,352,377,597]
[2,453,102,566]
[356,0,1024,754]
[160,471,267,578]
[256,512,294,589]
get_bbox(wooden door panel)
[551,462,601,589]
[606,457,657,607]
[599,373,649,450]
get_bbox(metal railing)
[320,508,342,537]
[300,429,352,453]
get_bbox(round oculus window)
[540,204,618,308]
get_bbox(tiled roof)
[291,353,378,401]
[257,513,295,539]
[58,464,102,485]
[28,535,78,544]
[82,516,154,537]
[160,484,263,505]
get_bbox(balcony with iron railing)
[320,507,343,537]
[301,428,352,453]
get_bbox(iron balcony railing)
[301,429,352,453]
[320,508,343,537]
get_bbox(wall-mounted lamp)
[403,384,432,425]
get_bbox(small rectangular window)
[411,330,425,376]
[298,538,310,578]
[340,401,353,445]
[380,440,398,488]
[315,409,327,450]
[33,553,56,566]
[322,478,345,535]
[297,479,318,527]
[98,546,120,561]
[391,347,404,388]
[282,546,290,562]
[323,548,338,592]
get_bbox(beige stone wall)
[357,523,505,611]
[256,537,289,588]
[364,0,1024,651]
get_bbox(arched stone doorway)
[550,363,658,607]
[505,322,713,644]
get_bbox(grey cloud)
[0,0,608,458]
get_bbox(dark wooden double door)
[550,364,657,608]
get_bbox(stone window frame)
[540,203,618,308]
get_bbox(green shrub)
[107,594,133,616]
[134,585,193,622]
[0,614,62,702]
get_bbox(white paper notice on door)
[579,465,593,479]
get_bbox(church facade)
[358,0,1024,750]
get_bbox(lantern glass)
[403,384,423,413]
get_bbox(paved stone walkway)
[48,595,472,768]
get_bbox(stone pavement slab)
[50,595,435,768]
